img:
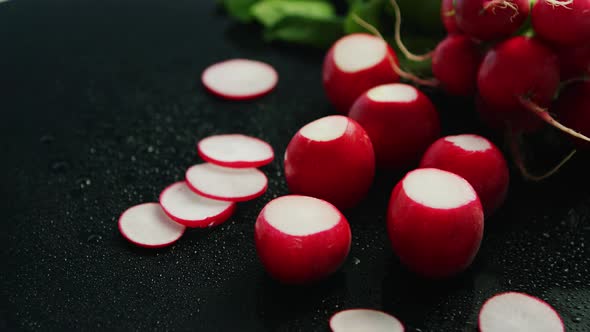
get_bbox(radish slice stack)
[329,309,405,332]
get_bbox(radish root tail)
[519,96,590,142]
[351,14,439,87]
[390,0,433,62]
[544,0,574,9]
[482,0,520,21]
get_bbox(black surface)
[1,1,589,331]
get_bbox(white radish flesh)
[201,59,278,100]
[118,203,186,248]
[330,309,405,332]
[197,134,274,168]
[185,163,268,202]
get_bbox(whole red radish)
[432,35,482,96]
[442,0,461,33]
[420,134,509,216]
[553,81,590,148]
[323,33,399,114]
[532,0,590,46]
[476,95,544,133]
[348,83,440,170]
[387,168,484,278]
[254,195,351,284]
[284,115,375,209]
[558,44,590,80]
[455,0,530,41]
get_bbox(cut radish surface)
[197,134,274,168]
[118,203,186,248]
[159,182,235,228]
[201,59,278,100]
[329,309,404,332]
[185,163,268,202]
[479,292,564,332]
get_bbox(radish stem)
[389,0,433,62]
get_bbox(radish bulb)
[455,0,530,41]
[432,35,482,96]
[553,81,590,149]
[329,309,405,332]
[532,0,590,46]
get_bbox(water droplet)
[147,146,154,153]
[87,234,102,244]
[40,135,55,144]
[353,257,360,265]
[573,317,582,323]
[51,161,69,173]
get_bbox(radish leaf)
[251,0,336,28]
[264,15,344,48]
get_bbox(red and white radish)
[387,168,484,278]
[348,83,440,170]
[323,33,399,114]
[254,195,351,284]
[197,134,274,168]
[432,35,482,96]
[455,0,530,41]
[479,292,564,332]
[118,203,186,248]
[441,0,461,33]
[558,44,590,80]
[201,59,278,100]
[284,115,375,209]
[329,309,405,332]
[554,81,590,148]
[159,182,236,228]
[185,163,268,202]
[420,134,509,216]
[532,0,590,46]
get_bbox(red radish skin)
[387,168,484,278]
[197,134,274,168]
[455,0,530,41]
[532,0,590,46]
[201,59,278,101]
[476,95,544,133]
[329,309,405,332]
[254,195,351,284]
[420,134,509,216]
[432,35,482,96]
[323,33,399,114]
[558,44,590,80]
[554,81,590,148]
[348,83,440,170]
[479,292,565,332]
[159,182,236,228]
[442,0,461,33]
[284,115,375,209]
[118,203,186,248]
[185,163,268,202]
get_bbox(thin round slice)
[479,292,564,332]
[185,163,268,202]
[197,134,274,168]
[159,182,235,228]
[201,59,278,100]
[330,309,404,332]
[118,203,186,248]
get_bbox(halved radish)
[479,292,564,332]
[329,309,405,332]
[118,203,186,248]
[284,115,375,209]
[323,33,399,114]
[197,134,274,168]
[387,168,484,278]
[185,163,268,202]
[201,59,278,100]
[348,83,440,170]
[420,134,509,217]
[254,195,351,284]
[159,182,235,228]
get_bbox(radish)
[185,163,268,202]
[159,182,236,228]
[432,35,482,96]
[479,292,564,332]
[554,81,590,148]
[348,83,440,170]
[476,95,543,133]
[254,195,351,284]
[558,44,590,80]
[118,203,186,248]
[532,0,590,46]
[201,59,278,100]
[420,134,509,216]
[322,33,399,114]
[329,309,405,332]
[284,115,375,209]
[455,0,530,41]
[197,134,274,168]
[387,168,484,278]
[442,0,461,33]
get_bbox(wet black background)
[1,0,588,331]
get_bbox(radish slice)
[479,292,564,332]
[197,134,274,168]
[329,309,405,332]
[201,59,278,100]
[159,182,235,228]
[185,163,268,202]
[118,203,186,248]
